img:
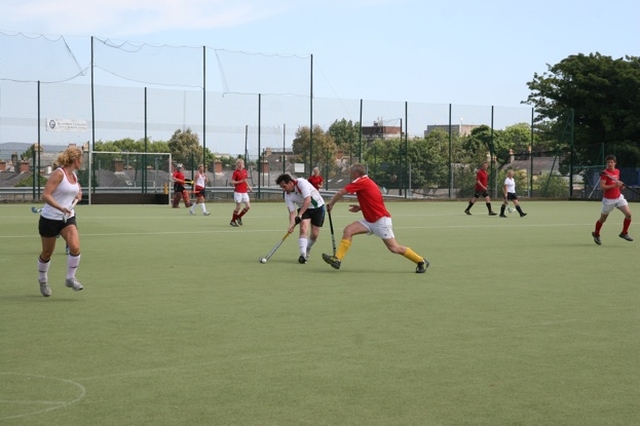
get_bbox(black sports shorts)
[299,206,326,228]
[39,216,77,238]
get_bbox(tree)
[524,53,640,167]
[291,125,337,174]
[168,128,206,168]
[327,119,361,164]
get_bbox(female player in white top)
[189,165,211,216]
[500,170,527,218]
[37,146,84,297]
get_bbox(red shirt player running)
[591,154,633,245]
[321,163,429,273]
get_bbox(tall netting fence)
[5,31,625,204]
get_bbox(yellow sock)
[335,239,351,260]
[403,248,423,263]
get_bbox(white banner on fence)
[46,118,88,132]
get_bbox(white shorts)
[234,192,250,204]
[359,216,395,239]
[601,195,628,214]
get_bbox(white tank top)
[42,168,80,221]
[195,171,206,188]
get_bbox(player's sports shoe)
[322,253,341,270]
[520,212,528,218]
[499,214,507,218]
[237,217,243,226]
[298,255,307,264]
[464,210,471,215]
[619,233,634,242]
[415,258,430,274]
[489,211,497,216]
[592,232,601,245]
[203,211,211,216]
[230,221,238,227]
[65,277,83,291]
[39,280,51,297]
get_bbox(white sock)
[67,253,81,279]
[38,257,50,282]
[201,203,207,213]
[298,237,308,257]
[307,238,316,254]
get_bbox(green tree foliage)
[327,119,360,162]
[525,53,640,167]
[168,128,206,167]
[463,125,494,164]
[533,172,569,198]
[363,134,451,191]
[292,125,337,173]
[14,174,48,187]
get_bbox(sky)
[1,0,639,154]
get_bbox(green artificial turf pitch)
[0,200,638,425]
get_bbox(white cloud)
[0,0,292,37]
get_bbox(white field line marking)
[0,373,86,420]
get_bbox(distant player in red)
[321,163,429,273]
[308,167,323,190]
[171,165,192,208]
[592,155,633,245]
[464,161,497,216]
[230,158,252,227]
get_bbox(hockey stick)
[599,171,640,196]
[259,231,293,263]
[63,198,79,223]
[327,209,337,256]
[505,200,514,214]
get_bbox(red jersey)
[602,168,621,199]
[475,168,488,192]
[172,170,186,183]
[308,175,323,190]
[232,169,249,193]
[343,175,391,223]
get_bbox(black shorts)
[195,187,206,198]
[39,216,77,238]
[474,191,490,198]
[299,206,325,228]
[174,184,185,193]
[506,192,518,201]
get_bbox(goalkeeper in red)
[592,155,633,245]
[322,163,429,273]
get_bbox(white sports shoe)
[203,211,211,216]
[39,280,51,297]
[65,277,84,292]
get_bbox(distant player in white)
[500,170,527,218]
[189,165,211,216]
[275,174,326,264]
